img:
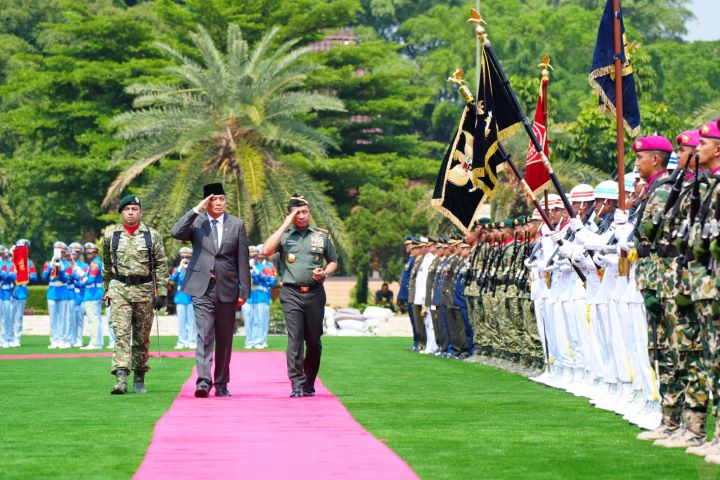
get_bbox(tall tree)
[105,24,348,252]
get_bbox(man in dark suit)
[171,183,251,398]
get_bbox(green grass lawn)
[1,336,716,479]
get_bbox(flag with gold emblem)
[12,245,29,285]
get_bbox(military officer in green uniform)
[263,194,338,398]
[102,195,169,395]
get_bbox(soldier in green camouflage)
[624,136,679,441]
[651,130,709,448]
[683,120,720,458]
[102,195,169,395]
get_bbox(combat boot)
[637,407,681,440]
[688,416,720,456]
[133,370,147,394]
[111,369,129,395]
[655,410,706,448]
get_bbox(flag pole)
[613,0,626,210]
[452,81,586,283]
[469,11,576,220]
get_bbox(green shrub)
[24,285,49,315]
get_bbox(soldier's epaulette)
[315,227,329,234]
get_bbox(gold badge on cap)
[288,253,296,264]
[682,134,689,144]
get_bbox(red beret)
[700,119,720,139]
[676,130,700,148]
[632,135,674,153]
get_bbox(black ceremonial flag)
[431,105,484,233]
[432,46,521,233]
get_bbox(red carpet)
[133,351,418,480]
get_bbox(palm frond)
[102,149,174,207]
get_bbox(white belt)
[1,285,10,290]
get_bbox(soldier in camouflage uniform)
[622,136,679,441]
[684,120,720,458]
[102,195,169,395]
[650,130,711,448]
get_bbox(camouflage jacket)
[688,175,720,301]
[659,179,697,299]
[102,223,169,302]
[636,172,672,292]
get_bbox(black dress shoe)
[303,386,315,397]
[215,386,232,397]
[195,386,210,398]
[290,387,303,398]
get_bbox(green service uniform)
[102,223,169,375]
[277,225,338,390]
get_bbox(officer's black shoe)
[133,370,146,394]
[215,386,232,397]
[303,386,316,397]
[111,369,129,395]
[290,387,303,398]
[195,385,210,398]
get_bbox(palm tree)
[104,24,347,255]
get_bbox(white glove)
[614,209,628,225]
[523,258,536,268]
[74,266,85,276]
[558,243,574,259]
[568,217,584,233]
[618,240,634,253]
[550,230,563,244]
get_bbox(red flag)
[525,77,551,195]
[13,245,30,285]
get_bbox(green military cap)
[118,194,141,213]
[502,217,514,228]
[477,217,492,226]
[516,215,525,225]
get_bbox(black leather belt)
[283,283,320,293]
[114,274,153,286]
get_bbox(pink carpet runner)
[133,351,418,480]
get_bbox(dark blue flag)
[589,0,640,135]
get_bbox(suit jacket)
[170,210,251,303]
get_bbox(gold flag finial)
[537,55,553,79]
[467,8,488,42]
[447,68,474,104]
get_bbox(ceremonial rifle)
[502,232,520,292]
[650,165,689,252]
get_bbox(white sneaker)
[73,342,83,348]
[244,345,255,350]
[108,343,115,349]
[0,342,9,349]
[59,343,71,349]
[80,344,101,350]
[188,343,197,349]
[256,343,268,349]
[174,344,186,350]
[9,340,20,348]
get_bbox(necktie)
[211,219,219,249]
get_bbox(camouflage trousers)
[110,298,154,374]
[485,289,505,353]
[500,286,522,355]
[665,299,708,411]
[465,295,485,346]
[643,289,682,411]
[697,299,720,415]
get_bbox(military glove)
[550,230,563,244]
[558,244,574,259]
[618,240,634,253]
[153,295,167,311]
[568,217,583,233]
[711,239,720,262]
[613,209,628,225]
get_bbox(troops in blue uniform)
[81,242,105,349]
[0,246,13,348]
[43,242,70,348]
[69,242,87,347]
[170,247,196,349]
[8,239,38,347]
